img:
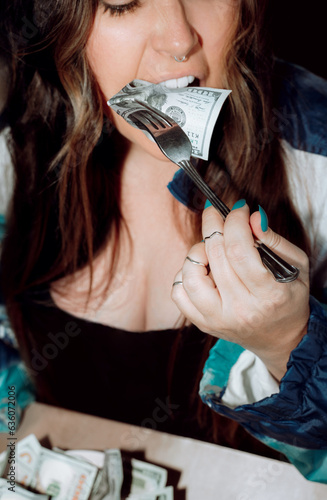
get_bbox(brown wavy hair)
[0,0,310,452]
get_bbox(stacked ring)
[172,281,183,287]
[185,255,210,275]
[185,256,207,267]
[204,231,224,240]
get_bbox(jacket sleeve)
[0,207,36,436]
[199,295,327,484]
[0,303,36,432]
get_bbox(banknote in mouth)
[107,80,231,161]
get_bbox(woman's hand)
[171,201,310,381]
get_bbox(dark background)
[270,0,326,80]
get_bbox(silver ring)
[204,231,224,240]
[172,281,183,287]
[185,256,207,267]
[174,55,187,63]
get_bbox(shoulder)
[273,59,327,157]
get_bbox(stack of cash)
[0,434,173,499]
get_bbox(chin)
[113,114,171,163]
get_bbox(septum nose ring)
[174,55,187,63]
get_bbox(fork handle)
[182,163,300,283]
[255,242,300,283]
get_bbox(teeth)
[161,75,195,89]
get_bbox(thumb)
[250,206,308,269]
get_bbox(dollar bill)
[16,435,98,500]
[126,485,174,500]
[34,448,98,499]
[103,449,123,500]
[16,434,42,487]
[128,458,167,494]
[90,449,123,500]
[108,79,231,161]
[0,451,8,477]
[0,478,48,499]
[64,449,105,468]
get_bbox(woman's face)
[86,0,237,157]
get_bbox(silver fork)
[129,100,299,283]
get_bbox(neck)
[116,138,191,233]
[120,140,179,193]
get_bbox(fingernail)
[258,205,268,232]
[204,200,212,209]
[231,199,246,211]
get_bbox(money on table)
[0,434,174,499]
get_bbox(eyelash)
[102,0,140,17]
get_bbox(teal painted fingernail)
[204,199,212,209]
[231,199,246,211]
[259,205,268,232]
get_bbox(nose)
[150,1,199,61]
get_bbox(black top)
[21,288,210,440]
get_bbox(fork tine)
[134,111,160,131]
[129,110,159,135]
[134,99,174,127]
[138,110,163,130]
[129,109,177,161]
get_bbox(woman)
[0,0,326,482]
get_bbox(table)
[1,402,326,500]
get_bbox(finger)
[184,242,210,276]
[171,268,209,327]
[223,201,271,290]
[181,242,221,316]
[172,269,185,290]
[202,204,245,296]
[250,207,310,284]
